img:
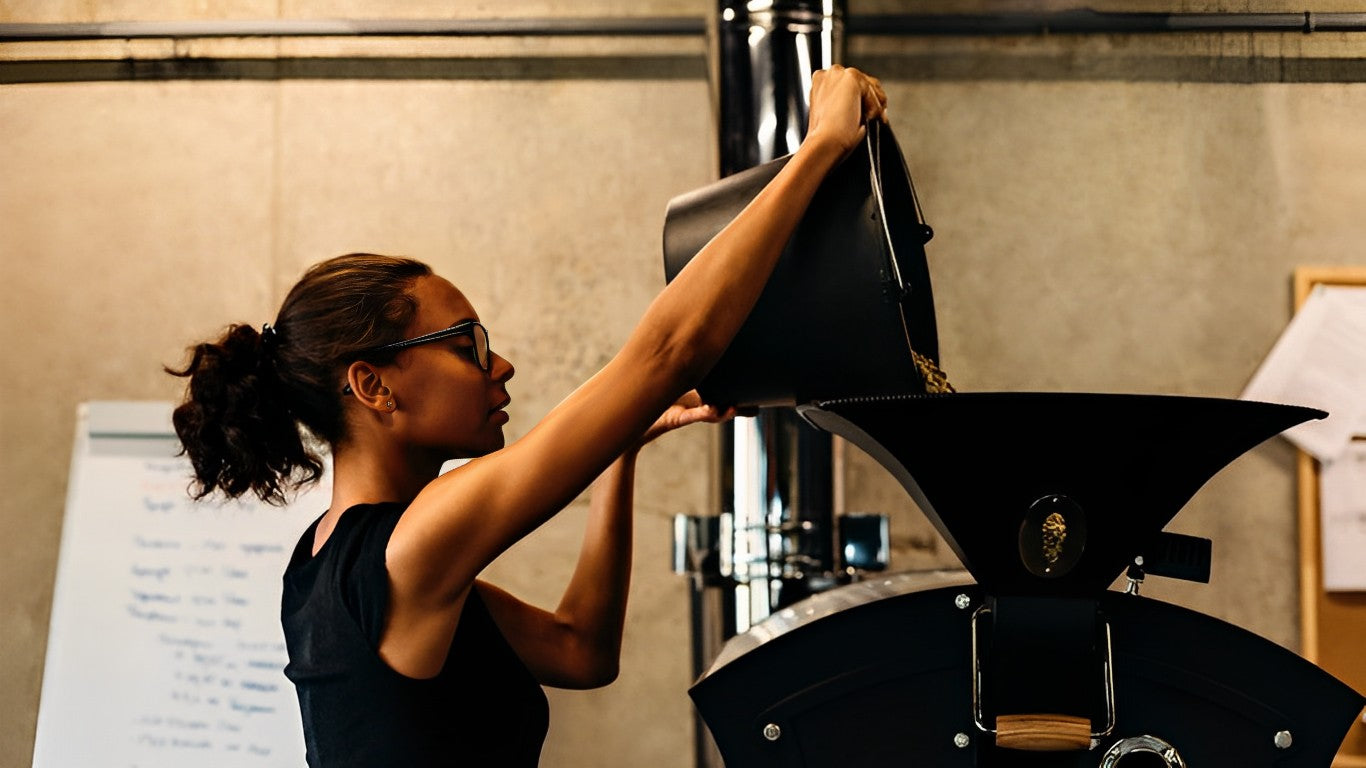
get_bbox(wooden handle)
[995,713,1092,751]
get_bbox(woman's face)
[383,275,515,460]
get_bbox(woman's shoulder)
[334,501,409,548]
[290,502,408,569]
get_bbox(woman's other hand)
[638,390,736,447]
[803,65,888,160]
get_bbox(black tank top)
[281,503,549,767]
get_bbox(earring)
[385,400,395,410]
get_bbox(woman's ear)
[345,361,397,413]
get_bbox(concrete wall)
[5,2,1366,766]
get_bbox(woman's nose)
[490,351,514,382]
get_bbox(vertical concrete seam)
[269,34,283,306]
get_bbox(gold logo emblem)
[1041,511,1068,570]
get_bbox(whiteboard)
[33,402,328,767]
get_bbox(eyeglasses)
[361,320,492,371]
[343,321,492,394]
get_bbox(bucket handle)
[866,120,934,301]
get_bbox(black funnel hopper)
[663,120,940,407]
[799,393,1325,597]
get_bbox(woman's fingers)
[675,389,704,410]
[678,404,724,427]
[806,66,888,153]
[637,392,733,445]
[850,68,888,123]
[869,78,889,123]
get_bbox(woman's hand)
[803,65,888,161]
[637,390,736,448]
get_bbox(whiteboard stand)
[32,402,327,767]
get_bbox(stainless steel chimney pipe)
[676,3,844,765]
[714,0,843,628]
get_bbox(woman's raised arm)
[478,393,731,688]
[386,67,888,638]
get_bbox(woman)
[169,66,887,766]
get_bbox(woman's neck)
[328,442,440,513]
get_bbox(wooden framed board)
[1293,266,1366,767]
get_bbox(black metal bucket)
[662,120,941,407]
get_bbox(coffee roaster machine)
[665,122,1365,767]
[666,146,1366,767]
[664,3,1365,766]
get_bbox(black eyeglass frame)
[342,320,492,395]
[360,320,491,370]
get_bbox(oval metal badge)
[1018,494,1087,578]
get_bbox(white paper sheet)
[1319,442,1366,591]
[1241,285,1366,461]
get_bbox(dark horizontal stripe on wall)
[851,52,1366,84]
[0,54,708,84]
[0,17,708,41]
[11,51,1366,85]
[846,11,1366,36]
[8,12,1366,42]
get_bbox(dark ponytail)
[168,254,433,504]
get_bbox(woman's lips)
[490,397,511,421]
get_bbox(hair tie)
[261,323,281,354]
